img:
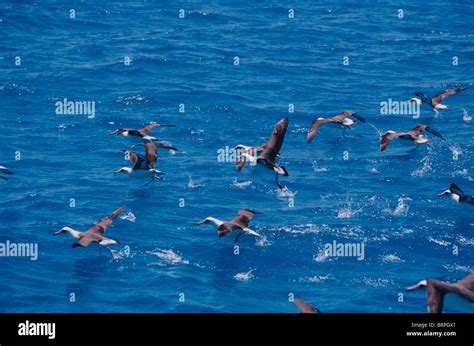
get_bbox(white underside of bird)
[199,217,262,238]
[114,167,164,178]
[54,227,119,246]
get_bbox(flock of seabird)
[2,87,472,313]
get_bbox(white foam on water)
[234,269,255,282]
[299,274,332,283]
[411,156,431,176]
[359,277,393,287]
[277,186,297,198]
[120,211,136,223]
[388,197,411,216]
[311,160,329,173]
[381,254,404,263]
[232,179,252,188]
[274,224,320,235]
[187,174,204,188]
[443,263,473,273]
[149,248,189,265]
[337,206,363,219]
[370,167,380,174]
[313,251,329,262]
[428,237,450,247]
[108,246,132,261]
[255,235,271,247]
[462,108,472,122]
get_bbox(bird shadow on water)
[66,251,112,302]
[211,244,247,282]
[123,186,156,202]
[453,214,474,233]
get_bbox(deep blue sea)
[0,0,473,313]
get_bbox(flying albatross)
[293,298,322,313]
[233,117,289,190]
[110,123,175,142]
[114,142,177,185]
[409,87,467,112]
[197,209,263,242]
[406,272,474,313]
[380,124,445,152]
[0,166,14,181]
[54,205,125,248]
[438,183,474,205]
[307,110,365,143]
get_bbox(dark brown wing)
[85,205,125,236]
[409,124,428,136]
[260,118,288,161]
[455,272,474,301]
[426,280,448,313]
[236,154,247,171]
[432,87,467,104]
[380,132,404,151]
[144,143,158,169]
[307,118,334,143]
[231,210,256,228]
[217,223,239,237]
[457,272,474,291]
[73,235,96,248]
[139,124,160,136]
[294,299,320,313]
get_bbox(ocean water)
[0,0,473,313]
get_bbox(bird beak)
[113,169,121,174]
[160,124,175,127]
[196,219,206,225]
[437,189,451,197]
[426,127,445,140]
[110,130,119,135]
[53,230,62,235]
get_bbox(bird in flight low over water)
[409,87,467,113]
[307,110,365,143]
[114,142,177,185]
[110,123,175,142]
[0,166,14,181]
[438,183,474,206]
[197,209,263,242]
[233,117,289,190]
[380,124,445,152]
[406,272,474,313]
[54,205,125,248]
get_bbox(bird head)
[114,167,132,174]
[53,226,74,236]
[110,129,126,135]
